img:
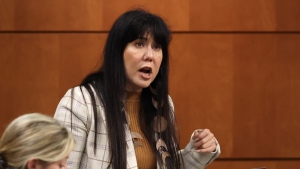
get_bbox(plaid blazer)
[54,86,220,169]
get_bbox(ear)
[27,159,39,169]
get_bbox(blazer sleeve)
[54,86,90,169]
[168,96,221,169]
[181,134,221,169]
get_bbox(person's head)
[0,113,75,169]
[102,8,171,92]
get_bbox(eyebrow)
[137,37,148,41]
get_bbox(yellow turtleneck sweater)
[126,91,157,169]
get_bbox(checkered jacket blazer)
[54,86,220,169]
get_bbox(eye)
[135,42,144,47]
[152,44,162,50]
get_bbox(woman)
[0,113,75,169]
[54,9,220,169]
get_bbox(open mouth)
[139,67,152,74]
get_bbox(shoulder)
[63,85,102,106]
[65,86,89,98]
[168,95,174,112]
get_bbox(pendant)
[131,131,143,148]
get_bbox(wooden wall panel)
[0,33,105,133]
[169,34,300,158]
[190,0,299,31]
[0,34,60,129]
[100,0,190,31]
[231,34,300,158]
[169,34,235,157]
[1,0,300,31]
[0,0,189,31]
[0,1,104,31]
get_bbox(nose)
[143,46,154,61]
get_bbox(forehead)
[138,33,155,41]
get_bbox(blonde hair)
[0,113,75,169]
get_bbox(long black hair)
[78,9,181,169]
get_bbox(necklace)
[123,91,145,148]
[123,106,144,148]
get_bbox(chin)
[138,82,151,89]
[140,84,151,89]
[126,83,150,92]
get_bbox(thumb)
[192,129,202,140]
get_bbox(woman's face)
[123,34,163,92]
[29,156,69,169]
[40,157,68,169]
